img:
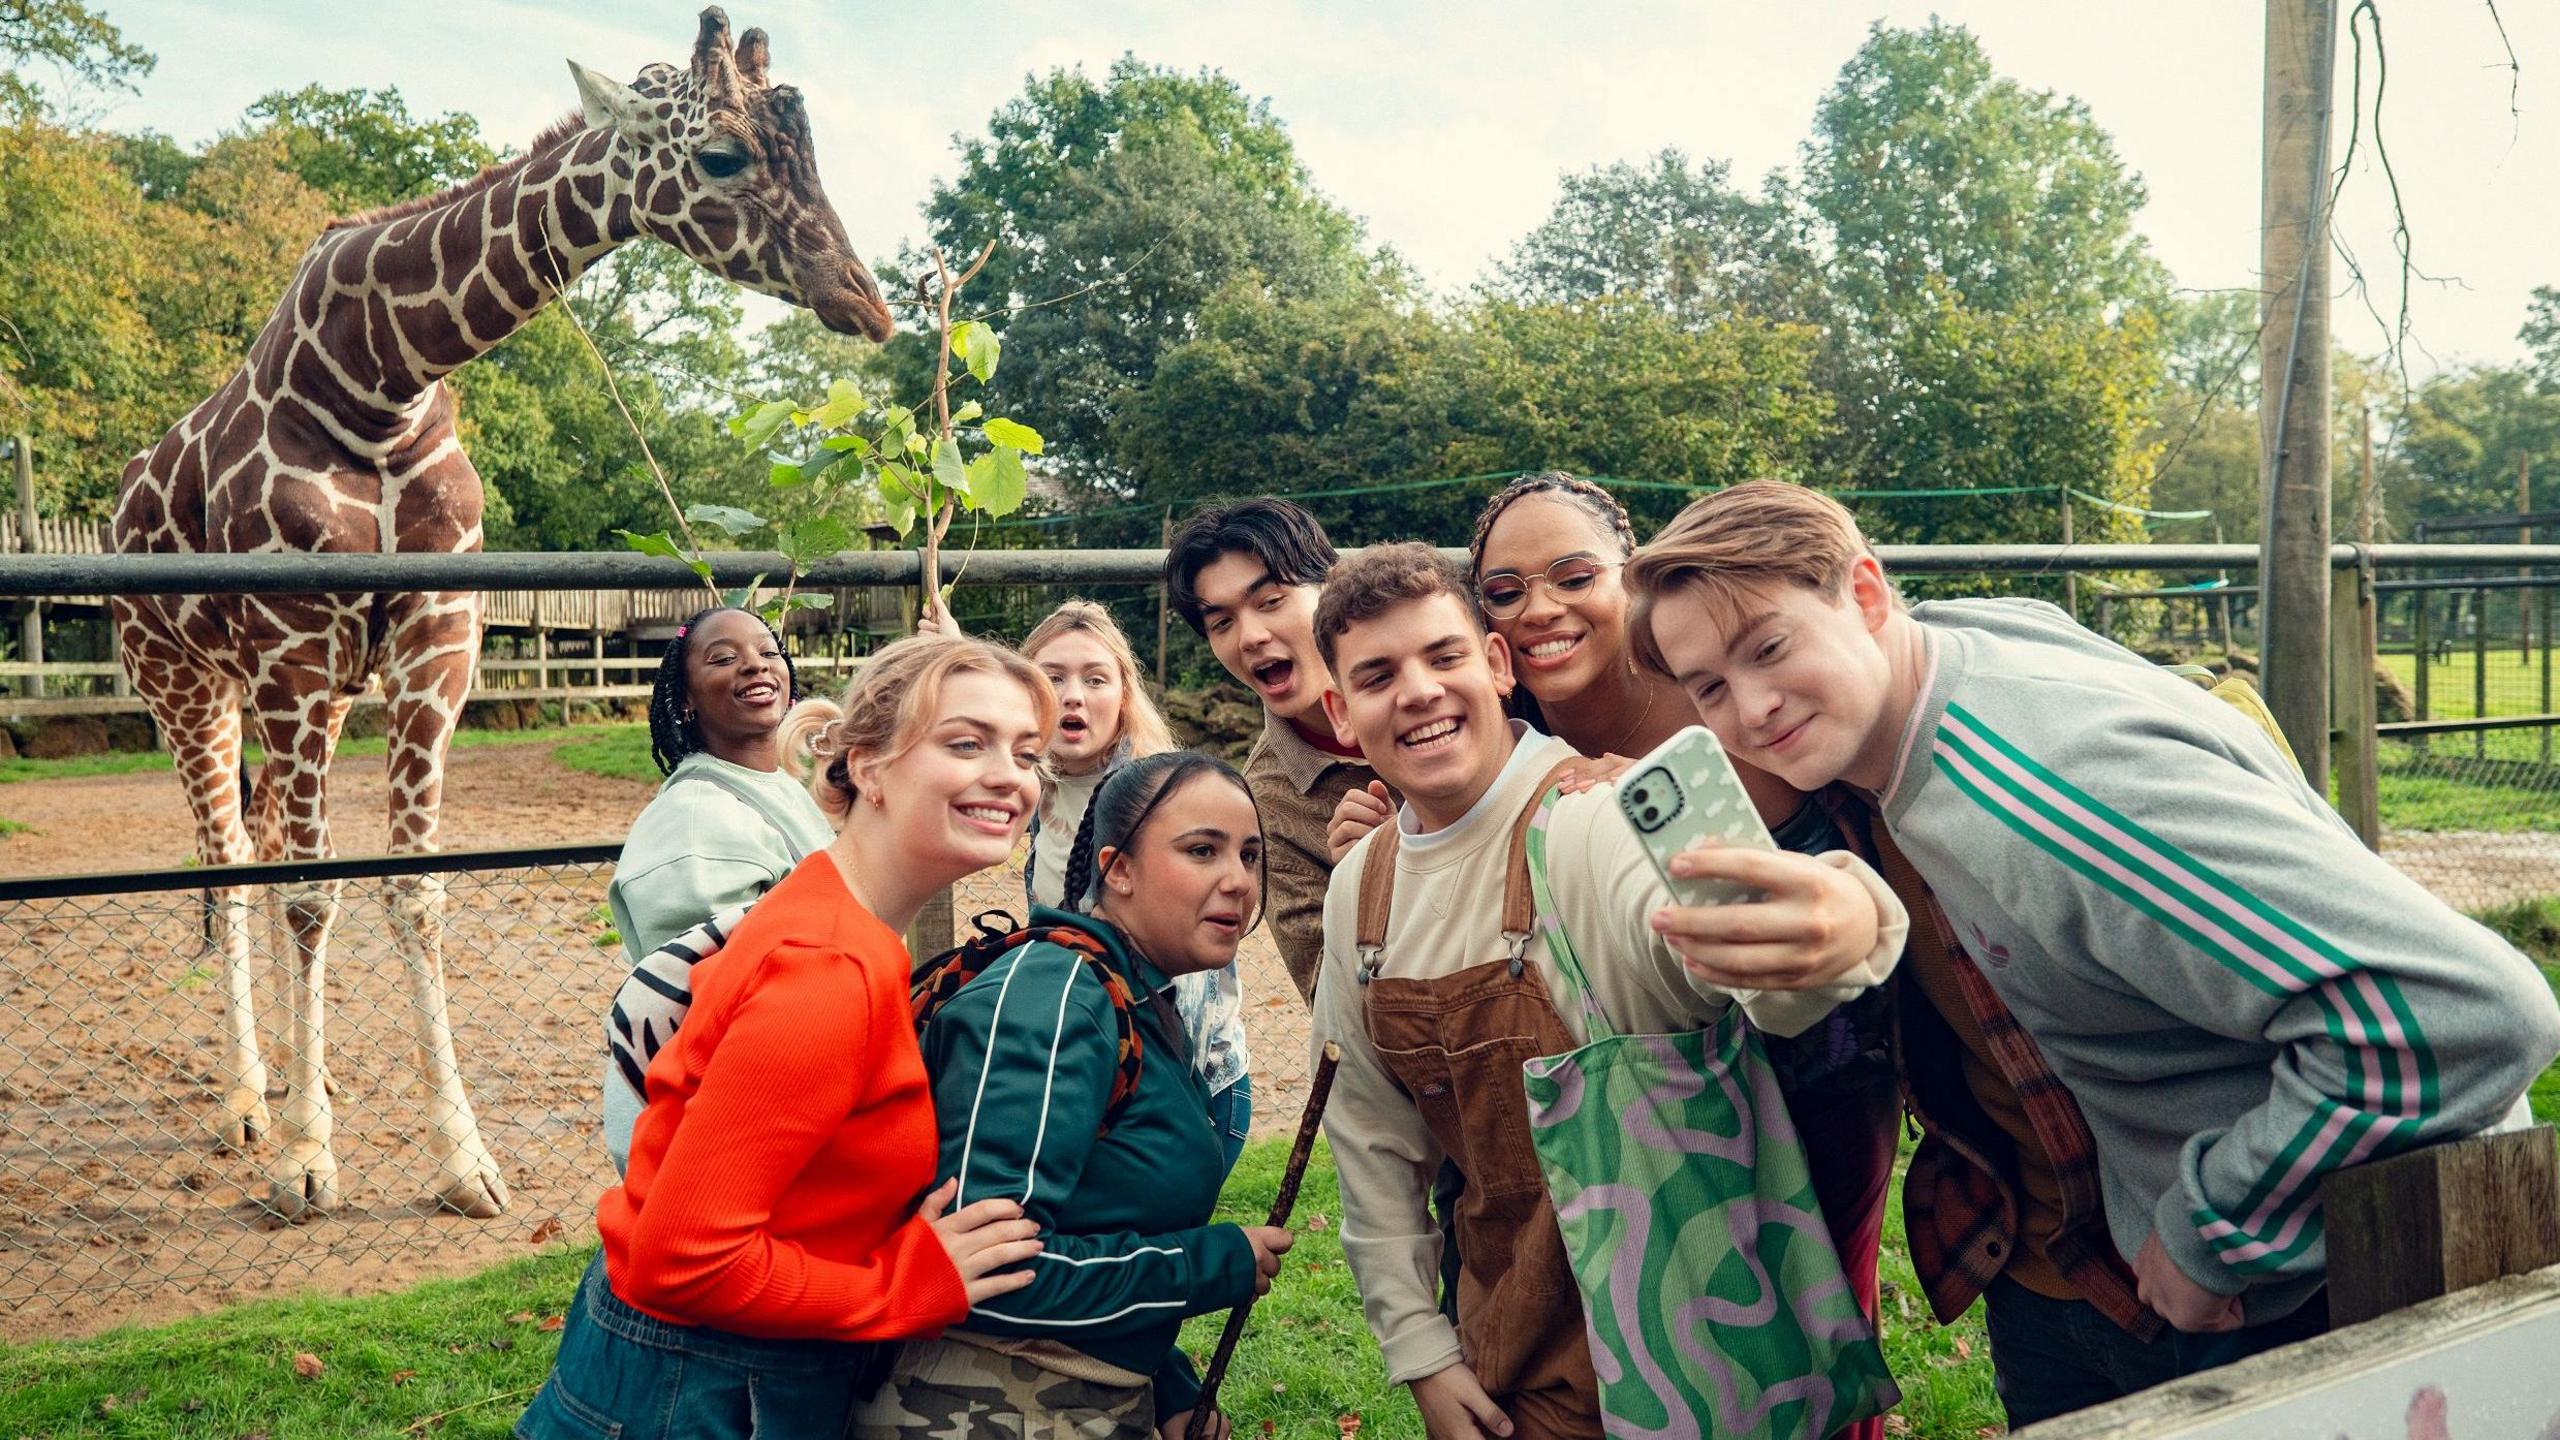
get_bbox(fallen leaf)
[1272,1383,1287,1394]
[1259,1423,1275,1438]
[540,1314,566,1332]
[527,1217,567,1246]
[506,1311,536,1325]
[291,1352,324,1380]
[183,1397,207,1413]
[1883,1418,1912,1437]
[1953,1336,1973,1360]
[1337,1415,1363,1436]
[1307,1212,1331,1232]
[390,1370,418,1387]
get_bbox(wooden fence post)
[2320,1125,2560,1328]
[2328,557,2379,848]
[12,435,39,700]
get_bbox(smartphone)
[1615,725,1776,908]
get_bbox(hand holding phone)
[1616,725,1777,908]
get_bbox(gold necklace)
[1603,677,1660,758]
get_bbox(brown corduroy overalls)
[1352,763,1598,1440]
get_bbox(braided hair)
[645,606,801,777]
[1060,751,1267,935]
[1467,470,1639,581]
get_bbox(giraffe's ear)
[567,60,644,133]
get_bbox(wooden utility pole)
[11,435,39,700]
[2258,0,2338,779]
[2358,404,2377,547]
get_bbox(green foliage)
[1492,148,1820,325]
[1802,19,2165,323]
[241,84,495,210]
[0,0,154,117]
[895,57,1388,491]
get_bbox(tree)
[0,0,153,117]
[1492,149,1820,326]
[240,84,495,210]
[898,58,1386,491]
[1801,20,2165,323]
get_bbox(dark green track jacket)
[919,907,1256,1416]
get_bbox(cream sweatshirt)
[1310,726,1907,1384]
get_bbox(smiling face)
[683,609,788,761]
[1033,629,1127,775]
[1320,592,1516,832]
[851,669,1046,881]
[1094,772,1264,978]
[1476,494,1635,708]
[1192,551,1330,724]
[572,9,891,340]
[1646,561,1902,793]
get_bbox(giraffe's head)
[569,8,891,340]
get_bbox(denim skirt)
[516,1253,892,1440]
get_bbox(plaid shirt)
[1823,791,2163,1342]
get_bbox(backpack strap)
[1352,758,1580,985]
[910,911,1147,1137]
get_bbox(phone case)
[1614,725,1776,907]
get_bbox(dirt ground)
[0,740,1310,1341]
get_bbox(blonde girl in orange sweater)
[519,636,1058,1440]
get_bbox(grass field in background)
[0,722,638,788]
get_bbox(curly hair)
[646,606,800,777]
[1466,471,1639,583]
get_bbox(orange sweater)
[599,851,968,1341]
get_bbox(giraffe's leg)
[250,688,344,1222]
[385,603,507,1218]
[110,599,268,1149]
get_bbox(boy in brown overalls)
[1307,545,1908,1439]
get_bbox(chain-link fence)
[2098,571,2560,917]
[0,846,1320,1330]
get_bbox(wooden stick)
[1188,1042,1343,1434]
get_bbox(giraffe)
[108,7,890,1222]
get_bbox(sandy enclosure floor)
[0,741,1311,1340]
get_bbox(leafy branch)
[617,237,1042,629]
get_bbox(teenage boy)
[1309,543,1909,1440]
[1625,480,2560,1376]
[1167,499,1369,1002]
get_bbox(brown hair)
[1314,543,1481,671]
[1624,480,1880,677]
[1023,600,1178,764]
[778,635,1058,821]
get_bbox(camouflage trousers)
[849,1339,1152,1440]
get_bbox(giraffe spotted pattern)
[106,6,888,1222]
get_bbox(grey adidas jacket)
[1878,597,2557,1324]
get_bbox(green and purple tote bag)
[1521,804,1899,1440]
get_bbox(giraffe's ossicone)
[108,6,888,1222]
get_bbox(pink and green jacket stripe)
[1520,797,1898,1440]
[1879,598,2557,1326]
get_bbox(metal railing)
[2,540,2553,1325]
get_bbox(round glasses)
[1477,556,1623,619]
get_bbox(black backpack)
[909,910,1147,1137]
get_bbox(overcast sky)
[75,1,2560,373]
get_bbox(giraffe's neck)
[294,125,639,435]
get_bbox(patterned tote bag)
[1519,798,1900,1440]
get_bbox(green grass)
[2377,648,2556,725]
[0,723,645,787]
[2373,764,2560,833]
[2471,896,2560,1133]
[550,724,657,783]
[0,1137,2012,1440]
[0,815,29,838]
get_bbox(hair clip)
[677,624,689,638]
